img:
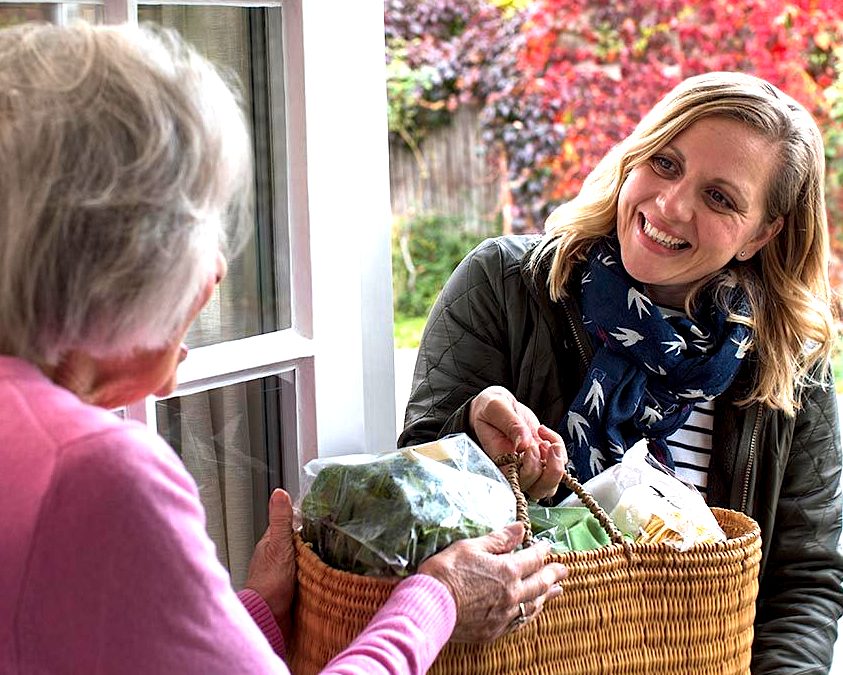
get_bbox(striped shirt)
[657,305,714,500]
[666,400,714,499]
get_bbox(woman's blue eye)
[652,155,675,173]
[707,189,735,210]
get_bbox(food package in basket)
[297,433,516,577]
[561,438,726,550]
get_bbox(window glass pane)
[139,5,292,346]
[156,374,293,587]
[0,3,101,25]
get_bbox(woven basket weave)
[289,455,761,675]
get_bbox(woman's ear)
[736,215,783,261]
[183,251,227,329]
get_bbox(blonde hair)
[0,22,252,366]
[531,71,834,415]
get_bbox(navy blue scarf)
[561,237,751,483]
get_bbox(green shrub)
[833,332,843,393]
[394,315,428,349]
[392,214,491,319]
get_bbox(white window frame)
[77,0,400,496]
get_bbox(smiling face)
[616,116,783,307]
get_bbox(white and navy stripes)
[667,396,714,499]
[656,305,714,499]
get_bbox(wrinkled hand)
[469,386,568,500]
[418,522,567,642]
[244,489,296,642]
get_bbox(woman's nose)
[656,180,694,223]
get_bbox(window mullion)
[135,1,283,6]
[126,397,158,429]
[103,0,136,24]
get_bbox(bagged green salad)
[297,434,516,577]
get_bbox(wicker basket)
[289,454,761,675]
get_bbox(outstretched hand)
[244,489,296,642]
[418,522,567,642]
[469,386,568,500]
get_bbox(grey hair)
[0,22,252,366]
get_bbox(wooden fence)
[389,105,502,234]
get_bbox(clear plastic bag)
[561,439,726,550]
[297,433,516,577]
[528,504,613,553]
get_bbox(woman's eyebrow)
[715,177,747,198]
[663,143,684,163]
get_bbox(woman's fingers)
[477,522,526,555]
[469,386,541,460]
[537,424,565,450]
[468,387,568,500]
[505,556,567,633]
[511,538,553,575]
[512,401,542,450]
[488,401,534,452]
[517,443,544,491]
[525,433,568,500]
[511,542,568,590]
[244,489,297,639]
[508,580,564,631]
[515,425,567,500]
[506,543,567,631]
[518,560,568,598]
[418,525,568,643]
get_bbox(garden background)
[387,0,843,385]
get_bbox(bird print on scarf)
[559,237,752,483]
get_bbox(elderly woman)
[0,23,567,674]
[400,71,843,673]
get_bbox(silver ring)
[507,601,529,632]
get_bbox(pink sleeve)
[17,425,290,675]
[321,573,456,675]
[238,588,285,657]
[17,419,454,675]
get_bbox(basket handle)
[493,452,631,555]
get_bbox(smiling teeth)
[642,219,687,250]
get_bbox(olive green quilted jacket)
[399,235,843,674]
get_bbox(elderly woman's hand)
[418,522,567,642]
[244,489,296,642]
[469,386,568,500]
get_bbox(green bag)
[528,504,612,553]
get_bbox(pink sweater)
[0,356,456,674]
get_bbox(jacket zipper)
[740,404,763,512]
[562,298,592,371]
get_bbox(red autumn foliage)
[518,0,842,210]
[386,1,843,298]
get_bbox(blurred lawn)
[393,315,427,349]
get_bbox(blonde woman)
[0,23,567,674]
[401,72,843,672]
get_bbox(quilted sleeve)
[398,238,516,448]
[751,379,843,674]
